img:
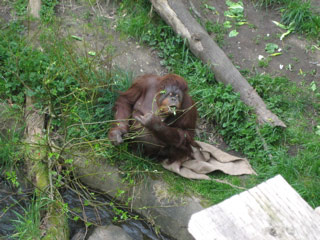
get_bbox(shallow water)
[0,177,170,240]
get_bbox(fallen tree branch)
[24,96,69,240]
[211,178,246,190]
[149,0,286,127]
[23,2,69,238]
[28,0,41,18]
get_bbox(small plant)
[310,81,317,92]
[13,0,28,16]
[203,4,216,12]
[228,29,239,37]
[11,196,52,239]
[224,0,245,23]
[258,57,271,68]
[224,0,247,38]
[0,115,22,173]
[205,21,227,46]
[263,33,271,41]
[254,0,284,8]
[109,201,140,223]
[5,171,20,188]
[285,64,293,71]
[40,0,59,23]
[265,43,279,53]
[256,0,320,39]
[224,21,232,29]
[254,34,262,45]
[272,20,295,40]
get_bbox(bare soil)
[191,0,320,85]
[55,1,167,76]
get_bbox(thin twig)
[255,125,273,160]
[189,0,202,18]
[211,178,246,190]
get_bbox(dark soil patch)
[0,1,13,23]
[190,0,320,85]
[55,0,166,77]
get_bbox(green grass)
[205,21,227,47]
[0,135,21,173]
[115,0,320,207]
[12,0,28,16]
[40,0,59,23]
[254,0,320,39]
[0,103,23,174]
[11,195,52,240]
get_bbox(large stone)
[88,225,132,240]
[73,156,204,240]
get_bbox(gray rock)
[71,229,86,240]
[73,157,204,240]
[88,225,132,240]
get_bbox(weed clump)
[255,0,320,39]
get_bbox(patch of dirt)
[55,0,166,77]
[190,0,320,85]
[0,1,13,23]
[311,0,320,9]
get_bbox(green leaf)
[71,35,83,41]
[280,30,292,41]
[226,0,243,9]
[204,4,216,11]
[269,52,282,57]
[272,20,287,30]
[265,43,279,53]
[310,81,317,92]
[224,21,232,29]
[88,51,96,56]
[316,126,320,136]
[236,21,247,26]
[226,0,244,14]
[229,30,239,37]
[26,88,36,97]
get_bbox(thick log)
[24,96,69,240]
[28,0,41,18]
[149,0,286,127]
[24,3,68,238]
